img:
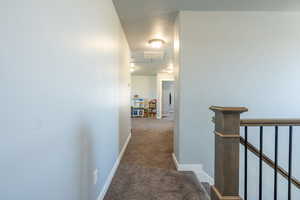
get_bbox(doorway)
[162,81,175,119]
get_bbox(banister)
[240,137,300,189]
[240,119,300,126]
[210,106,299,200]
[212,117,300,126]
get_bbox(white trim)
[97,132,132,200]
[172,153,214,185]
[196,168,214,186]
[172,153,179,169]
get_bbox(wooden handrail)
[240,137,300,189]
[212,117,300,126]
[240,119,300,126]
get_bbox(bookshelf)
[131,98,145,117]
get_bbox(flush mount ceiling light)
[167,64,174,70]
[148,39,165,48]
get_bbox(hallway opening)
[104,117,209,200]
[162,80,175,120]
[103,65,209,199]
[129,72,176,166]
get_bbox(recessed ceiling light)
[130,63,135,67]
[148,39,165,48]
[130,68,135,72]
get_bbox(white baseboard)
[196,168,214,186]
[97,132,132,200]
[172,153,214,185]
[172,153,179,169]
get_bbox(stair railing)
[210,106,299,200]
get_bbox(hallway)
[104,119,209,200]
[123,118,176,170]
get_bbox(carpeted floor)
[121,118,176,170]
[104,118,209,200]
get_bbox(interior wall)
[0,0,130,200]
[118,26,131,152]
[173,15,181,160]
[176,11,300,199]
[131,75,157,100]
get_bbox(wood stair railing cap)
[210,106,248,113]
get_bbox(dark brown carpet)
[104,118,209,200]
[122,118,176,170]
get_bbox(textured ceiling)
[113,0,300,75]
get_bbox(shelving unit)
[148,99,157,118]
[131,98,145,117]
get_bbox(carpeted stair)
[104,164,210,200]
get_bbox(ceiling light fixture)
[167,64,174,70]
[148,39,165,49]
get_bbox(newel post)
[210,106,248,200]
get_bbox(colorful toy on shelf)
[148,99,157,118]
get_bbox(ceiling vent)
[143,51,165,60]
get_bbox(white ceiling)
[113,0,300,75]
